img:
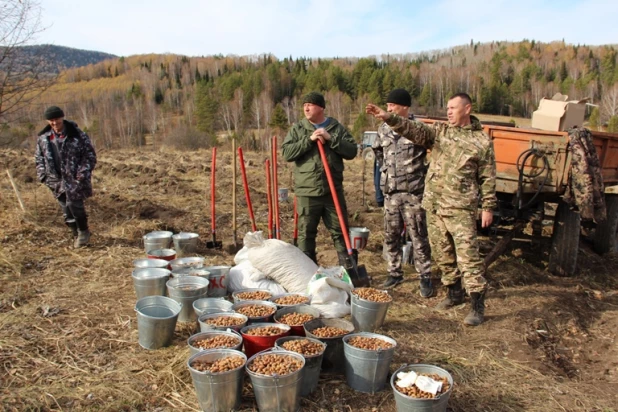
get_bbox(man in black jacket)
[35,106,97,248]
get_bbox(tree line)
[2,39,618,149]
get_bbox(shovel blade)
[206,240,223,249]
[350,264,371,287]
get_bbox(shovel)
[293,196,298,246]
[238,147,258,232]
[316,140,370,287]
[207,147,223,249]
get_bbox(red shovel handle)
[316,140,353,255]
[238,147,257,232]
[211,147,217,234]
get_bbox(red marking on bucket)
[148,249,176,270]
[208,274,226,290]
[351,236,367,250]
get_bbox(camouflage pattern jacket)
[282,117,357,197]
[385,115,497,215]
[35,120,97,201]
[373,120,427,196]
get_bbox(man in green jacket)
[366,93,497,326]
[282,92,358,266]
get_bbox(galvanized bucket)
[187,330,243,357]
[350,290,391,332]
[146,248,176,262]
[135,295,181,350]
[232,288,273,303]
[169,256,205,271]
[187,349,247,412]
[278,188,289,202]
[199,312,248,333]
[143,231,173,253]
[133,258,169,270]
[166,277,210,323]
[304,318,354,374]
[232,300,278,325]
[390,364,453,412]
[171,267,210,280]
[172,232,199,257]
[349,227,370,251]
[132,268,171,299]
[204,265,230,297]
[275,336,326,397]
[343,332,397,393]
[274,305,321,336]
[246,348,305,412]
[270,293,312,309]
[193,297,234,318]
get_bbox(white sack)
[227,260,287,295]
[244,231,317,293]
[308,266,353,318]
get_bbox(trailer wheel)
[593,194,618,254]
[548,201,581,277]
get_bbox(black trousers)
[56,193,88,231]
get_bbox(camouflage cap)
[302,92,326,108]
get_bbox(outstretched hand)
[365,104,390,121]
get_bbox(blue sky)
[37,0,618,58]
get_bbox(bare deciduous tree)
[0,0,55,121]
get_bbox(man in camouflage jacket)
[35,106,97,248]
[366,93,497,326]
[372,89,432,296]
[282,92,358,266]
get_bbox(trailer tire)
[548,201,581,277]
[593,194,618,254]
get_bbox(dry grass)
[1,147,617,411]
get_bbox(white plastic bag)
[308,266,353,318]
[244,231,317,293]
[228,260,287,295]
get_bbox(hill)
[15,44,117,74]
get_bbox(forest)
[2,39,618,150]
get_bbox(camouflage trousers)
[297,193,349,255]
[384,192,431,277]
[426,210,487,294]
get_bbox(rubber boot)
[304,250,317,265]
[463,292,486,326]
[74,230,91,248]
[419,274,433,298]
[436,279,464,310]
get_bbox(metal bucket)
[241,322,291,359]
[204,265,230,297]
[351,290,391,332]
[343,332,397,393]
[278,188,289,202]
[349,227,370,251]
[232,288,273,303]
[133,258,169,270]
[187,349,247,412]
[171,267,210,280]
[147,248,177,262]
[390,364,453,412]
[232,300,278,325]
[199,312,248,333]
[132,268,171,299]
[193,298,234,318]
[143,231,173,253]
[135,295,181,350]
[169,256,204,271]
[270,293,312,309]
[274,305,321,336]
[304,318,354,374]
[275,336,326,397]
[172,232,199,257]
[246,348,305,412]
[187,330,243,357]
[166,277,210,323]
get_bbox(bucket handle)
[134,301,183,312]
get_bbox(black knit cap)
[44,106,65,120]
[302,92,326,108]
[386,89,412,107]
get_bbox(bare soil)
[1,146,617,412]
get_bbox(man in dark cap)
[282,92,358,267]
[372,89,433,294]
[35,106,97,248]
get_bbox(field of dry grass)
[1,146,617,411]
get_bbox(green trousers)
[297,193,349,255]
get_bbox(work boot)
[436,279,464,310]
[382,275,404,289]
[463,292,486,326]
[419,275,433,298]
[74,230,91,248]
[66,221,78,238]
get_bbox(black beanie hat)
[386,89,412,107]
[44,106,65,120]
[302,92,326,108]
